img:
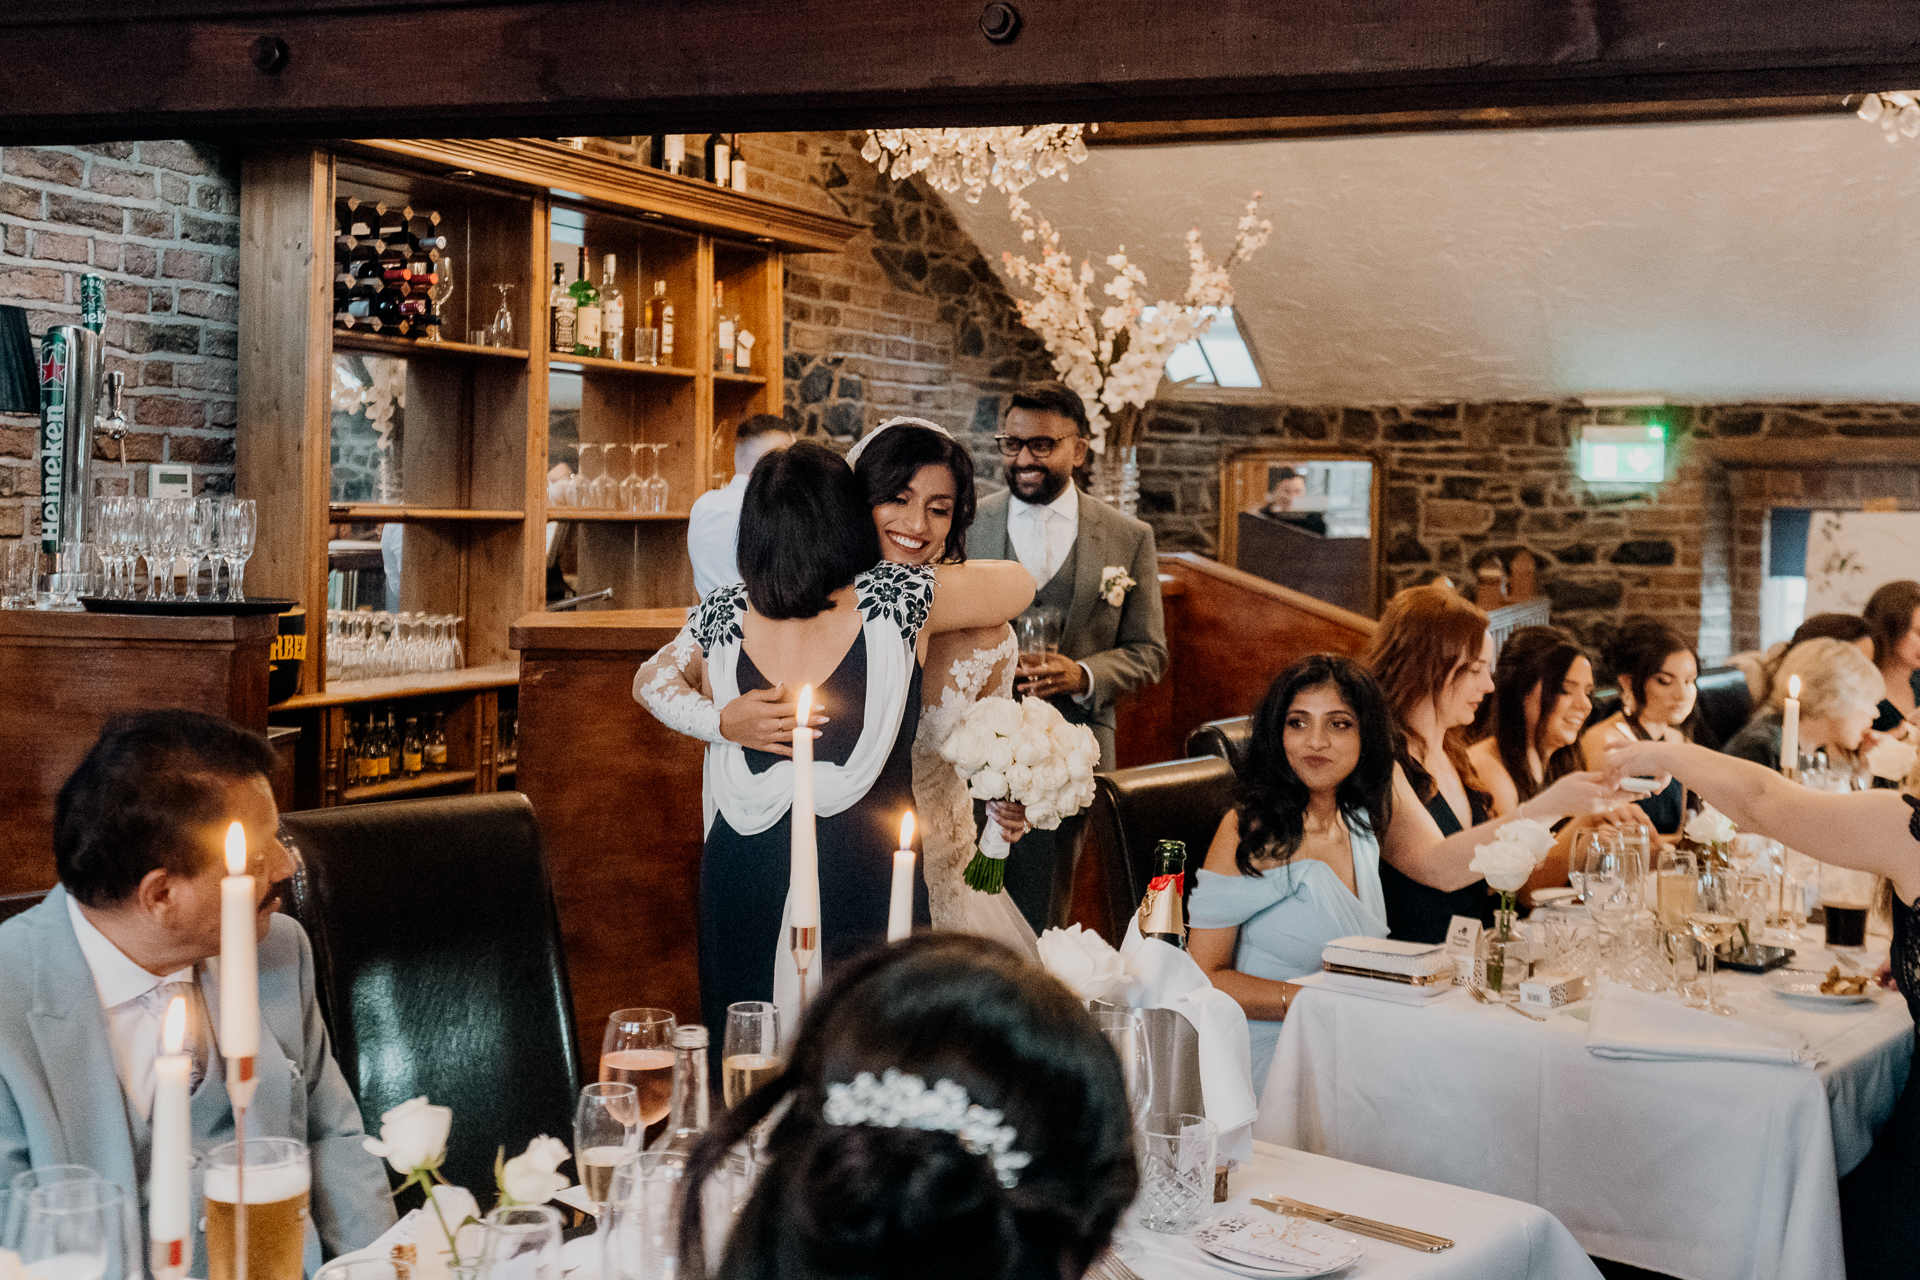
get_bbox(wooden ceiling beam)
[3,1,1920,143]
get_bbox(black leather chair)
[280,793,582,1193]
[1081,756,1238,942]
[1691,666,1753,751]
[0,890,47,926]
[1186,717,1254,778]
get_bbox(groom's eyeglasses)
[993,433,1071,459]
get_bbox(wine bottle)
[571,246,602,357]
[662,134,686,176]
[386,710,403,777]
[704,132,729,187]
[650,1025,709,1154]
[599,254,625,362]
[1138,839,1189,949]
[645,279,673,364]
[714,281,732,372]
[549,262,576,353]
[729,135,747,191]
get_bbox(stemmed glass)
[150,498,185,601]
[641,443,670,514]
[16,1178,127,1280]
[492,284,515,348]
[1583,837,1638,983]
[603,1153,685,1280]
[571,443,600,509]
[592,443,624,510]
[479,1205,563,1280]
[601,1008,676,1147]
[220,497,256,601]
[428,255,455,342]
[184,498,217,601]
[1687,874,1740,1016]
[574,1083,641,1217]
[5,1166,96,1252]
[622,444,648,512]
[130,499,158,600]
[722,1001,781,1206]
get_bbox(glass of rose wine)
[574,1083,639,1215]
[602,1008,676,1147]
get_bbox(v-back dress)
[1380,756,1495,943]
[691,564,933,1041]
[1837,796,1920,1279]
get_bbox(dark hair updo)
[1488,625,1588,802]
[853,423,977,564]
[1605,615,1698,738]
[1235,654,1398,878]
[679,934,1137,1280]
[737,440,881,619]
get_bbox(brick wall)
[0,142,239,545]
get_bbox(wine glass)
[184,497,217,601]
[571,443,600,509]
[1687,875,1740,1016]
[479,1205,563,1280]
[4,1167,95,1253]
[575,1083,640,1217]
[428,255,455,342]
[17,1178,126,1280]
[1094,1007,1154,1126]
[592,443,623,510]
[622,444,647,512]
[152,498,186,601]
[492,284,515,348]
[602,1008,676,1146]
[642,443,669,514]
[220,497,256,601]
[1583,839,1636,982]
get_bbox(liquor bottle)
[713,282,733,372]
[402,716,424,777]
[426,711,449,771]
[650,1025,710,1154]
[646,133,667,170]
[645,280,673,364]
[385,710,403,778]
[343,718,362,786]
[704,133,730,187]
[549,263,576,353]
[729,135,747,191]
[662,134,686,176]
[571,247,602,357]
[1138,839,1189,949]
[598,254,625,361]
[360,716,382,782]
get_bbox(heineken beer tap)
[36,324,104,553]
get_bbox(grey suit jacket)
[0,888,396,1277]
[969,486,1168,767]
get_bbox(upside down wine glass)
[642,442,670,515]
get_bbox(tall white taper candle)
[887,813,916,943]
[1782,674,1801,777]
[220,820,259,1109]
[790,685,820,932]
[150,997,191,1280]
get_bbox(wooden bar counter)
[0,608,276,895]
[509,608,702,1057]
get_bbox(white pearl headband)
[843,416,954,467]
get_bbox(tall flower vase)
[1092,446,1139,518]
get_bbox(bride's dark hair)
[853,423,978,563]
[678,934,1137,1280]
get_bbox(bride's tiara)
[844,416,954,467]
[823,1068,1032,1188]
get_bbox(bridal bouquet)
[941,695,1099,893]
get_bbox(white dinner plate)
[1766,968,1877,1005]
[1190,1213,1365,1277]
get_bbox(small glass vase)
[1478,906,1520,999]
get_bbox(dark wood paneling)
[4,4,1920,140]
[0,611,276,895]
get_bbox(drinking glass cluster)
[549,442,670,513]
[89,495,257,602]
[325,609,464,681]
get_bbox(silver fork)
[1468,982,1547,1021]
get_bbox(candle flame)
[797,684,812,721]
[1788,674,1802,699]
[164,995,186,1055]
[900,812,915,849]
[224,821,247,876]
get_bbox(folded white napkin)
[1301,969,1456,1008]
[1585,979,1815,1066]
[1121,919,1258,1161]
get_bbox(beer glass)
[17,1178,128,1280]
[204,1138,310,1280]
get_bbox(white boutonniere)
[1099,566,1136,608]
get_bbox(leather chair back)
[280,793,581,1192]
[1692,666,1753,751]
[1081,756,1238,942]
[0,890,47,927]
[1186,717,1254,778]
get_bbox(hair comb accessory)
[843,416,954,467]
[823,1068,1032,1188]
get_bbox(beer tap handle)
[105,370,126,466]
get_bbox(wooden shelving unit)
[237,138,862,807]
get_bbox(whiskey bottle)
[549,263,576,353]
[1138,839,1189,949]
[402,716,424,777]
[599,254,625,361]
[571,246,602,357]
[426,711,449,771]
[644,280,673,364]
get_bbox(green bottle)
[570,246,602,357]
[1139,839,1189,949]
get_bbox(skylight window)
[1161,306,1262,389]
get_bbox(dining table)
[1123,1140,1600,1279]
[1256,929,1914,1280]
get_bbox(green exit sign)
[1578,424,1666,484]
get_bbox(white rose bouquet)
[1036,924,1128,1002]
[940,694,1099,893]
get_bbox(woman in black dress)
[1865,580,1920,736]
[1600,736,1920,1280]
[1580,618,1699,835]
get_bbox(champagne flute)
[642,442,669,514]
[220,498,257,602]
[601,1008,676,1145]
[427,255,454,342]
[721,1001,780,1110]
[1687,874,1739,1016]
[574,1083,640,1215]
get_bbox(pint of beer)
[204,1138,311,1280]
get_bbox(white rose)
[1104,586,1127,607]
[1036,924,1126,1001]
[1066,749,1095,781]
[1004,763,1035,798]
[985,737,1016,770]
[1468,818,1556,892]
[969,768,1009,800]
[1026,800,1062,830]
[362,1095,452,1175]
[1684,805,1737,847]
[1031,758,1069,793]
[1867,736,1918,782]
[1023,696,1057,728]
[951,727,990,771]
[982,698,1023,737]
[501,1135,572,1206]
[1049,725,1082,758]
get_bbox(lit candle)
[1782,674,1801,777]
[789,686,819,932]
[220,820,260,1108]
[150,996,191,1279]
[887,813,916,943]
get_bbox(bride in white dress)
[635,417,1038,955]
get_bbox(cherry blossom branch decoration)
[999,191,1272,453]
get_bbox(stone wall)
[0,142,240,546]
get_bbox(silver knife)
[1251,1196,1454,1252]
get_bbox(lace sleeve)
[633,619,724,744]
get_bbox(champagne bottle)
[644,279,673,364]
[1138,839,1189,949]
[426,711,449,771]
[599,254,625,361]
[549,263,576,353]
[651,1025,709,1154]
[571,246,602,357]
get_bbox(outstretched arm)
[1381,765,1636,891]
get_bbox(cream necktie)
[1024,506,1054,585]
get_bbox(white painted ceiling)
[942,114,1920,404]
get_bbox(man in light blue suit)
[0,711,396,1276]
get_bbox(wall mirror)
[1219,448,1380,617]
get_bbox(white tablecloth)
[1126,1141,1598,1280]
[1258,939,1914,1280]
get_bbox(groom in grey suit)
[0,711,395,1277]
[968,381,1168,930]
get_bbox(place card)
[1445,915,1481,985]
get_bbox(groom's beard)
[1005,462,1069,504]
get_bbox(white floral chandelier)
[1856,92,1920,141]
[860,125,1094,203]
